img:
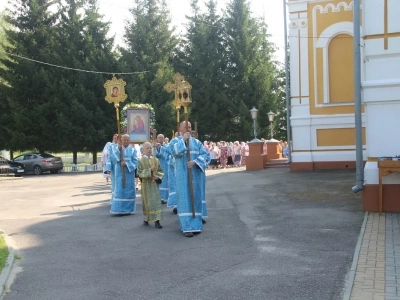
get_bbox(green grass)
[0,235,9,273]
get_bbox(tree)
[0,0,62,153]
[222,0,281,141]
[173,0,232,141]
[52,0,118,163]
[0,0,118,162]
[119,0,178,137]
[0,10,13,151]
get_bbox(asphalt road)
[0,167,364,300]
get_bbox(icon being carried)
[111,86,119,97]
[130,115,145,134]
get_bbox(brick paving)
[386,213,400,300]
[346,212,400,300]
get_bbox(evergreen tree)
[0,0,118,161]
[53,0,118,163]
[119,0,178,136]
[174,0,231,141]
[0,0,62,153]
[223,0,280,141]
[0,10,12,76]
[0,10,13,150]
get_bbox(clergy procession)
[100,72,213,237]
[102,120,210,238]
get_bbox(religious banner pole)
[176,108,180,135]
[152,129,157,169]
[164,73,184,136]
[164,73,195,218]
[104,75,128,188]
[180,79,195,219]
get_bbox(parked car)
[13,152,64,175]
[0,156,26,177]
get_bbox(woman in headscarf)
[233,141,241,167]
[240,142,247,166]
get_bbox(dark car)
[0,156,26,177]
[13,152,64,175]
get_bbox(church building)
[287,0,400,212]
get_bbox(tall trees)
[0,10,13,151]
[174,0,232,141]
[119,0,177,136]
[223,0,281,141]
[0,0,286,153]
[0,0,61,153]
[0,0,118,161]
[53,0,117,163]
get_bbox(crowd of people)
[100,125,289,238]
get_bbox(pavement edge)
[342,211,369,300]
[0,231,15,297]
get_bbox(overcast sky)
[1,0,286,62]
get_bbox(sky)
[1,0,286,62]
[97,0,286,62]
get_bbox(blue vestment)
[105,144,138,214]
[168,136,210,233]
[166,153,177,208]
[156,144,169,201]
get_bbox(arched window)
[316,22,360,104]
[328,33,354,103]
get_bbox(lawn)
[0,234,9,274]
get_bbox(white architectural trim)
[363,79,400,88]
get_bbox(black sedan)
[0,156,26,177]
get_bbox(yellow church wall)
[307,0,364,115]
[314,4,353,37]
[316,128,366,147]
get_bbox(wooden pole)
[176,108,180,136]
[115,105,126,188]
[152,129,157,179]
[184,108,196,219]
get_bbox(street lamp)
[249,107,261,143]
[267,111,276,140]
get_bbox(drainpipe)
[352,0,364,193]
[283,0,291,163]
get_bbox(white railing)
[61,163,103,173]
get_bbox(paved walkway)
[345,212,400,300]
[2,170,400,299]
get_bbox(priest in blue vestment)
[105,134,138,214]
[168,121,210,237]
[155,134,169,204]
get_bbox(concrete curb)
[342,211,369,300]
[0,231,15,297]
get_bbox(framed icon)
[127,108,150,143]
